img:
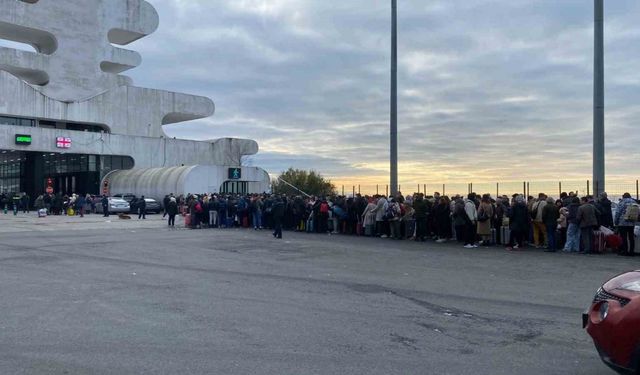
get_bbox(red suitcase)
[356,222,363,236]
[184,214,192,228]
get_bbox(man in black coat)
[271,197,285,239]
[138,195,146,219]
[101,195,109,217]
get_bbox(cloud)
[126,0,640,189]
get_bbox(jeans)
[253,211,262,228]
[564,223,581,252]
[546,224,556,250]
[209,210,218,227]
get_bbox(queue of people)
[172,190,639,255]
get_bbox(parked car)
[129,197,162,214]
[112,193,136,203]
[94,197,130,214]
[584,270,640,374]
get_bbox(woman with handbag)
[476,195,494,246]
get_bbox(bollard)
[587,180,590,196]
[636,180,639,200]
[496,182,499,198]
[559,181,562,197]
[442,184,445,196]
[358,185,361,194]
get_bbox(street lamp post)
[390,0,398,196]
[593,0,605,197]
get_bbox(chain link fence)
[335,180,640,201]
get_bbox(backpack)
[624,203,640,222]
[320,202,329,214]
[384,203,399,220]
[195,202,203,213]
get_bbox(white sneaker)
[380,235,388,238]
[473,244,479,248]
[464,244,474,249]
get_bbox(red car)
[584,270,640,374]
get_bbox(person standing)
[542,197,560,252]
[101,195,109,217]
[413,194,428,241]
[476,195,494,246]
[614,193,638,256]
[138,195,147,219]
[577,197,598,254]
[167,197,178,227]
[21,193,30,213]
[77,194,87,217]
[271,197,285,239]
[530,193,547,248]
[507,195,528,250]
[162,194,170,218]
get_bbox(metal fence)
[335,180,640,201]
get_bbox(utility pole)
[390,0,398,196]
[593,0,605,197]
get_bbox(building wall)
[0,125,259,170]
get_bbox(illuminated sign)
[15,134,32,145]
[56,137,71,148]
[228,168,241,180]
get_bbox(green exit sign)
[15,134,32,145]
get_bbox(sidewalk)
[0,211,178,233]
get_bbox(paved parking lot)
[0,213,635,374]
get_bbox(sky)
[6,0,640,189]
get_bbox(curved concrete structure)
[104,166,271,199]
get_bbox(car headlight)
[599,302,609,320]
[621,280,640,292]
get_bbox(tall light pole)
[593,0,605,196]
[390,0,398,196]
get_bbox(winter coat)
[413,198,428,219]
[167,201,178,216]
[509,203,529,232]
[373,198,388,222]
[476,202,493,235]
[577,203,598,228]
[362,202,377,226]
[464,199,477,222]
[615,198,638,227]
[531,200,547,222]
[542,204,560,227]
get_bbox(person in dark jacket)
[162,195,170,218]
[596,192,613,228]
[507,195,529,250]
[271,197,285,239]
[166,197,178,227]
[138,195,147,219]
[577,197,598,254]
[541,197,560,252]
[413,194,428,241]
[101,195,109,217]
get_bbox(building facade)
[0,0,270,199]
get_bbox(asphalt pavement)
[0,213,634,374]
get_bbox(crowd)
[170,190,640,256]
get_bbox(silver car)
[95,197,130,214]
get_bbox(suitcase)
[404,219,415,239]
[242,216,249,228]
[184,214,191,228]
[38,208,47,218]
[592,230,606,253]
[365,224,375,237]
[491,228,497,245]
[500,226,511,245]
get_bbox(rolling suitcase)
[500,226,510,245]
[592,230,606,253]
[491,228,497,245]
[184,214,191,228]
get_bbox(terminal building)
[0,0,271,200]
